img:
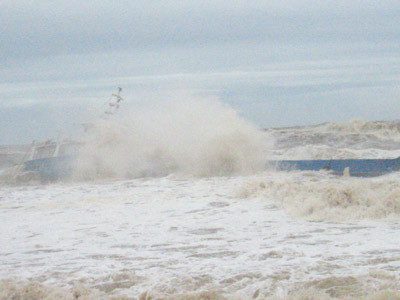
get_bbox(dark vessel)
[11,88,124,183]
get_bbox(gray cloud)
[0,0,399,144]
[1,0,399,61]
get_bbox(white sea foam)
[0,279,102,300]
[267,119,400,160]
[2,117,400,299]
[323,119,400,140]
[268,144,400,160]
[2,270,400,299]
[238,172,400,221]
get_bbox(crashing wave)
[2,270,399,300]
[238,172,400,221]
[73,97,268,180]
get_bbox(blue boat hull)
[272,157,400,177]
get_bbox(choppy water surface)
[1,120,400,299]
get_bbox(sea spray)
[73,96,269,180]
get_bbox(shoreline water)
[1,119,400,299]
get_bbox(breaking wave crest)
[238,173,400,221]
[0,279,102,300]
[2,270,399,299]
[73,97,267,180]
[269,270,400,300]
[269,144,400,160]
[323,119,400,139]
[268,120,400,160]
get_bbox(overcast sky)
[1,0,399,144]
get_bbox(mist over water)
[74,96,268,180]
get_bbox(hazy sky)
[1,0,399,144]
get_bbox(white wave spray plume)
[74,95,269,180]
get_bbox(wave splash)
[73,96,268,180]
[238,173,400,221]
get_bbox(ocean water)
[1,110,400,299]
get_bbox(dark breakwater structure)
[270,157,400,177]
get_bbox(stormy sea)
[1,99,400,299]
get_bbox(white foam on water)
[238,172,400,222]
[2,271,400,300]
[267,119,400,160]
[2,118,400,298]
[268,144,400,160]
[322,120,400,140]
[1,173,400,299]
